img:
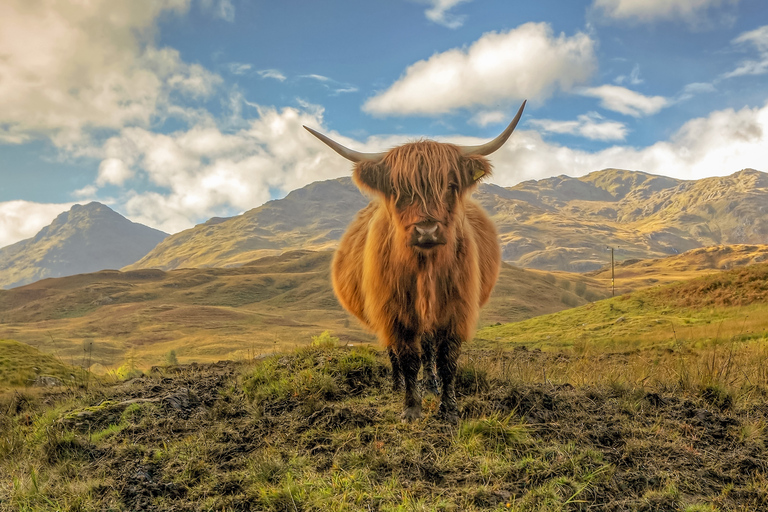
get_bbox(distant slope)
[0,339,84,389]
[588,244,768,291]
[126,169,768,273]
[478,260,768,351]
[126,178,368,271]
[0,202,168,289]
[0,250,597,368]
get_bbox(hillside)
[0,202,168,289]
[125,168,768,273]
[588,244,768,292]
[0,250,598,370]
[478,259,768,352]
[0,339,86,389]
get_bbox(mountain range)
[126,168,768,273]
[3,168,766,290]
[0,203,168,289]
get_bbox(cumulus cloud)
[83,104,379,234]
[723,25,768,78]
[421,0,472,29]
[0,0,221,145]
[483,101,767,185]
[592,0,738,23]
[363,23,596,116]
[0,201,75,248]
[580,85,669,117]
[529,112,628,141]
[65,97,768,236]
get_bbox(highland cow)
[304,101,525,423]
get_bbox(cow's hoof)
[422,377,440,396]
[438,404,460,425]
[400,406,423,423]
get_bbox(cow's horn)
[303,126,385,163]
[460,100,527,156]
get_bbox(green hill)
[478,260,768,352]
[0,339,85,389]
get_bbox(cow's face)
[354,142,491,252]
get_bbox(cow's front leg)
[388,347,404,392]
[392,324,422,422]
[436,332,461,424]
[421,334,440,396]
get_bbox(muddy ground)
[1,347,767,511]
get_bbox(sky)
[1,0,767,248]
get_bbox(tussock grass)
[2,345,767,511]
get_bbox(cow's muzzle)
[410,221,446,249]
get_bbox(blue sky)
[1,0,767,247]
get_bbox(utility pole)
[610,247,615,297]
[606,246,617,297]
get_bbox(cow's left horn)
[460,100,527,156]
[304,126,385,163]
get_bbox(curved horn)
[303,126,385,163]
[460,100,527,156]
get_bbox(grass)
[1,342,767,511]
[478,261,768,356]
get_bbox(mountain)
[0,202,168,289]
[125,168,768,273]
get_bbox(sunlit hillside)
[125,169,768,273]
[0,251,598,371]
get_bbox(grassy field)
[2,255,768,509]
[1,341,766,511]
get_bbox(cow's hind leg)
[421,334,440,396]
[436,333,461,424]
[388,347,404,392]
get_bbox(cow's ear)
[460,155,492,189]
[354,161,392,195]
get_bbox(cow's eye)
[449,183,459,194]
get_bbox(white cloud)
[470,110,509,127]
[530,112,628,141]
[580,85,669,117]
[422,0,472,29]
[0,201,74,248]
[363,23,596,116]
[723,25,768,78]
[97,158,134,186]
[483,101,767,185]
[258,69,287,81]
[592,0,738,23]
[0,0,221,145]
[85,104,370,234]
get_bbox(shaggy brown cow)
[304,101,525,423]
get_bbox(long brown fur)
[332,141,501,422]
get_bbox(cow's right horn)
[459,100,527,157]
[304,126,385,163]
